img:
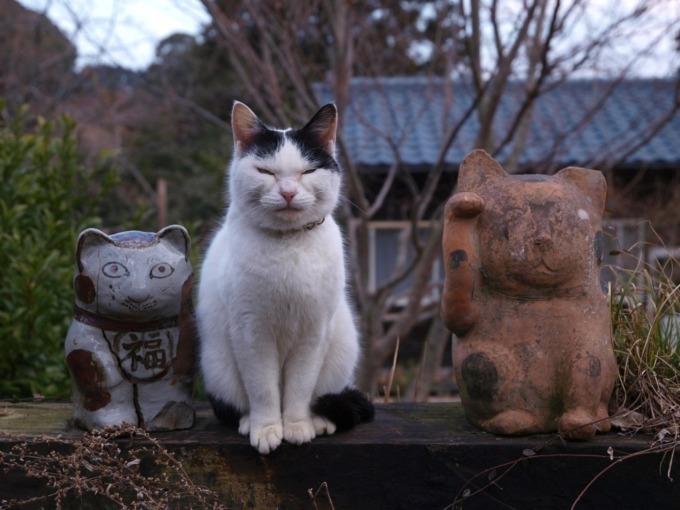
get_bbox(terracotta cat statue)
[65,226,196,431]
[441,150,617,440]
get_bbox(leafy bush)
[0,104,116,398]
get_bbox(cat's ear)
[231,101,263,157]
[158,225,191,257]
[302,103,337,154]
[76,228,113,272]
[75,229,112,304]
[556,166,607,216]
[457,149,507,191]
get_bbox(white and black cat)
[197,101,373,454]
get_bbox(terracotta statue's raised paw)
[446,192,485,219]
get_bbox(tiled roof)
[315,77,680,171]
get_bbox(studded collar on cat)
[266,216,326,236]
[73,306,179,332]
[301,217,325,231]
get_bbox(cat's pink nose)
[280,190,297,205]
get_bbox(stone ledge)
[1,402,678,509]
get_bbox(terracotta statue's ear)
[76,228,113,273]
[301,103,338,154]
[457,149,507,192]
[231,101,264,157]
[158,224,191,257]
[556,166,607,216]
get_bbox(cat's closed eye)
[302,168,317,175]
[256,167,274,176]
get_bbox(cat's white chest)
[211,219,344,338]
[224,221,344,308]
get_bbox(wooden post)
[157,177,167,229]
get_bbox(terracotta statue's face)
[478,177,600,291]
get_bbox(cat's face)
[74,226,192,321]
[457,151,606,290]
[478,177,596,288]
[227,102,342,232]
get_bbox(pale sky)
[17,0,680,76]
[19,0,210,70]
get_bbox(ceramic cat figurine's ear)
[65,226,196,431]
[198,102,373,454]
[158,224,191,256]
[442,149,616,440]
[73,229,111,304]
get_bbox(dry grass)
[0,424,226,509]
[308,481,336,510]
[383,337,401,403]
[609,250,680,436]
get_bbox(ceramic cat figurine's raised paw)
[441,150,617,440]
[65,226,196,431]
[198,101,374,454]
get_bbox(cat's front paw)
[250,421,283,454]
[283,419,316,445]
[238,414,250,436]
[312,415,337,436]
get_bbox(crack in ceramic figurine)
[65,226,196,431]
[441,150,617,440]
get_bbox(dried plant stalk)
[610,245,680,434]
[0,424,226,509]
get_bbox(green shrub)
[0,104,116,398]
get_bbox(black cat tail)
[208,393,242,427]
[312,387,375,432]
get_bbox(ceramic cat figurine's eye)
[198,101,373,454]
[441,150,617,440]
[65,226,196,431]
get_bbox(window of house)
[367,221,443,308]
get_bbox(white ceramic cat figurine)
[198,101,373,454]
[65,226,195,432]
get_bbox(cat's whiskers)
[338,195,368,215]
